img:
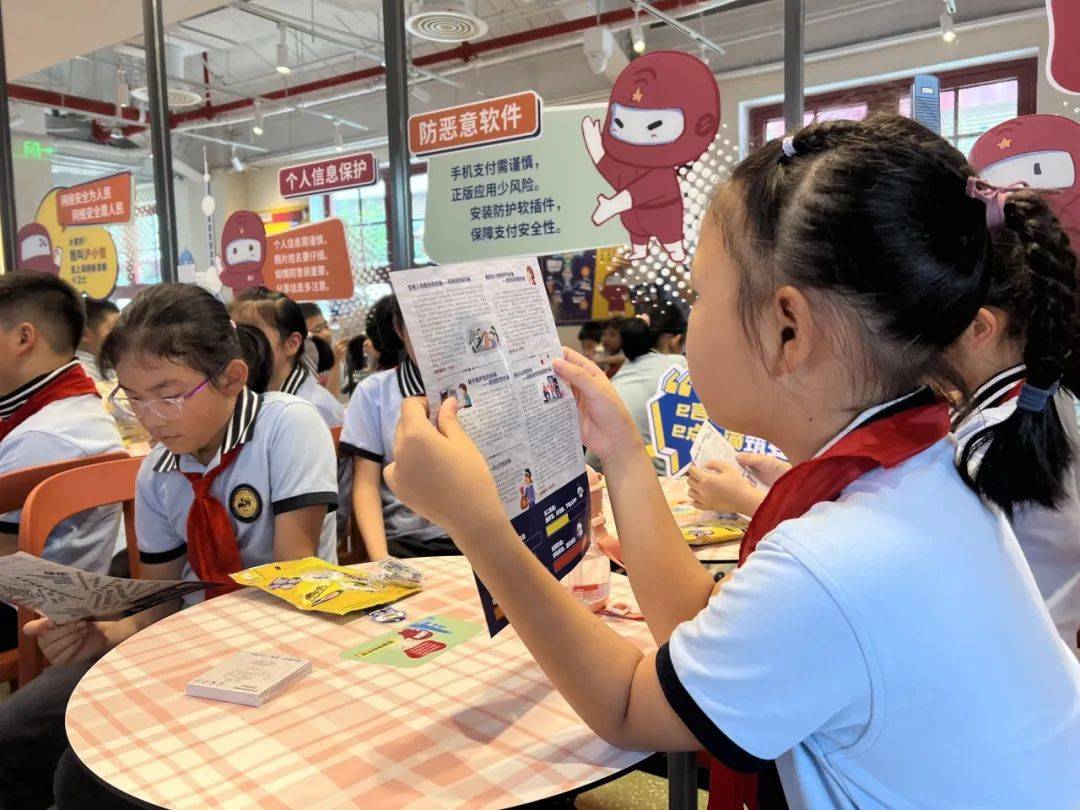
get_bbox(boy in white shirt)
[0,272,123,649]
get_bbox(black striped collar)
[396,357,425,398]
[280,363,307,396]
[951,364,1026,431]
[0,360,80,418]
[971,364,1026,412]
[152,387,263,473]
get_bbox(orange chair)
[14,456,144,688]
[0,452,129,686]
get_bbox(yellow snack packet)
[230,557,421,616]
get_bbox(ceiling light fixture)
[631,10,646,54]
[231,146,245,172]
[334,122,344,153]
[276,25,292,75]
[252,101,264,137]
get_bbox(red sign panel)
[408,91,542,157]
[56,172,132,227]
[265,218,354,301]
[277,152,378,200]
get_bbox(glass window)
[411,172,429,265]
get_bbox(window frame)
[747,57,1037,152]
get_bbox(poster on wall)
[535,245,634,324]
[969,115,1080,247]
[422,53,720,267]
[14,173,131,301]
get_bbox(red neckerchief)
[711,389,951,810]
[0,362,100,444]
[182,445,245,599]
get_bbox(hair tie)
[1016,380,1060,413]
[781,135,797,158]
[966,177,1026,231]
[229,319,238,331]
[637,313,651,327]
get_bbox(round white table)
[66,556,667,809]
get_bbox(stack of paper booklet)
[186,651,311,707]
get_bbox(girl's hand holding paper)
[386,397,505,542]
[687,460,765,517]
[552,347,640,464]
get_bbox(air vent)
[406,0,488,43]
[130,85,203,109]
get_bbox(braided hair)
[958,191,1080,515]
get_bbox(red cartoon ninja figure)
[16,223,61,275]
[1047,0,1080,95]
[582,51,720,263]
[218,211,266,293]
[969,114,1080,247]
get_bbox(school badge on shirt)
[229,485,262,523]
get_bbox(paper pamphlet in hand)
[391,258,590,635]
[0,552,218,624]
[691,421,767,491]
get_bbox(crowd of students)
[0,113,1077,807]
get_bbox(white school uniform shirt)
[586,351,687,474]
[0,361,123,574]
[280,362,352,544]
[657,392,1080,809]
[340,358,452,556]
[280,363,344,428]
[953,365,1080,657]
[75,349,113,385]
[136,389,338,605]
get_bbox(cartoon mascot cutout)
[969,114,1080,248]
[16,223,62,275]
[218,210,267,293]
[582,51,721,263]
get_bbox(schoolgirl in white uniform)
[0,283,339,808]
[231,287,350,545]
[384,116,1080,809]
[340,295,454,559]
[949,197,1080,657]
[230,286,344,428]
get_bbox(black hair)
[83,297,120,332]
[297,302,323,322]
[578,320,605,343]
[236,323,273,394]
[956,190,1080,515]
[717,114,990,403]
[310,334,335,374]
[0,271,85,354]
[620,303,688,361]
[231,286,309,368]
[343,334,367,396]
[101,284,244,383]
[366,295,405,370]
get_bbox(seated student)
[0,271,123,580]
[0,283,338,809]
[298,300,343,396]
[74,298,119,384]
[950,192,1080,657]
[577,320,605,364]
[585,304,687,475]
[231,287,344,429]
[341,294,453,559]
[597,317,627,378]
[384,117,1080,808]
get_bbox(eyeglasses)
[108,365,225,422]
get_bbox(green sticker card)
[341,615,484,668]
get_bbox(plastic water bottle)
[565,539,611,612]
